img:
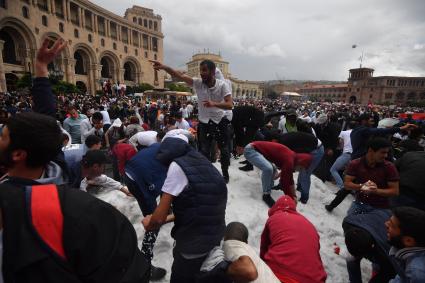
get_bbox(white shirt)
[180,108,189,119]
[80,174,123,193]
[186,104,194,114]
[100,110,111,125]
[193,78,231,124]
[175,119,190,130]
[339,129,353,153]
[161,162,188,196]
[223,240,280,283]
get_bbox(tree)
[51,81,80,94]
[16,73,32,90]
[267,91,279,100]
[132,83,154,93]
[168,83,191,92]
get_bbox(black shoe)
[326,189,350,211]
[262,194,275,208]
[150,265,166,281]
[299,197,308,204]
[223,170,229,184]
[271,184,281,191]
[239,164,254,171]
[239,160,248,165]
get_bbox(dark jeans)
[170,249,208,283]
[124,175,159,262]
[198,119,230,171]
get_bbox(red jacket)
[260,196,327,283]
[251,141,312,197]
[112,143,137,175]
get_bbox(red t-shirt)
[251,141,296,196]
[112,143,137,175]
[345,157,399,208]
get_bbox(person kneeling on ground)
[260,195,327,283]
[244,141,312,207]
[80,150,131,196]
[386,206,425,283]
[198,222,281,283]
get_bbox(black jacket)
[0,182,150,283]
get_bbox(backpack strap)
[25,184,67,260]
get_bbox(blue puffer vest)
[125,143,167,199]
[157,138,227,254]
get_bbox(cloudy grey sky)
[92,0,425,81]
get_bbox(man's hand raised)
[149,60,166,71]
[35,38,67,78]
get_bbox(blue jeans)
[298,145,324,202]
[244,144,274,194]
[330,152,351,190]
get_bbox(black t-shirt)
[277,132,318,153]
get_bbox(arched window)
[74,29,79,38]
[123,62,135,81]
[135,49,138,56]
[59,22,64,32]
[154,54,157,60]
[132,17,136,23]
[88,34,92,42]
[113,42,117,50]
[138,18,143,25]
[42,15,48,26]
[74,51,86,75]
[124,46,128,53]
[144,19,148,27]
[154,21,158,31]
[149,20,152,29]
[22,6,29,18]
[101,38,105,47]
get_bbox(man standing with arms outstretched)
[150,60,233,183]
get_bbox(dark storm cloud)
[93,0,425,81]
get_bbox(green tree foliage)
[167,83,191,92]
[16,73,32,90]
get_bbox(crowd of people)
[0,37,425,283]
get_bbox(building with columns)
[186,52,264,99]
[0,0,164,95]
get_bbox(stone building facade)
[346,68,425,105]
[0,0,164,95]
[298,83,349,103]
[186,52,263,99]
[298,67,425,105]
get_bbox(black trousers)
[124,175,159,262]
[170,249,208,283]
[198,119,230,170]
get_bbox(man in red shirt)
[344,137,399,215]
[112,143,137,179]
[244,141,312,207]
[260,195,327,283]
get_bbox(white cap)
[162,129,189,143]
[111,118,122,128]
[136,131,158,147]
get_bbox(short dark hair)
[6,112,62,167]
[85,135,102,148]
[393,206,425,247]
[81,150,108,167]
[224,222,249,243]
[92,112,103,121]
[366,137,391,151]
[175,112,183,119]
[199,60,216,72]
